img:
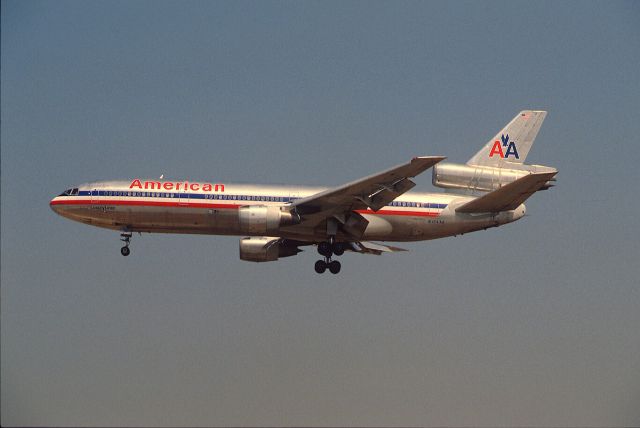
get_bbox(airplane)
[50,110,557,274]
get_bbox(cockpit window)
[58,188,79,197]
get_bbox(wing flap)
[349,241,408,255]
[357,177,417,211]
[456,171,557,213]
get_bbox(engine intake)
[238,205,300,234]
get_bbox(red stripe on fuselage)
[50,199,242,209]
[355,209,440,217]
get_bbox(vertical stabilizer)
[467,110,547,167]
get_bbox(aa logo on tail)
[489,134,519,159]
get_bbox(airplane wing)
[456,171,557,213]
[291,156,446,219]
[349,241,408,255]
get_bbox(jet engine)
[433,163,530,192]
[239,237,302,262]
[238,205,300,234]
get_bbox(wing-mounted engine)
[239,237,302,262]
[432,163,556,192]
[238,205,300,234]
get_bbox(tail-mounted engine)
[239,237,302,262]
[238,205,300,234]
[432,163,555,192]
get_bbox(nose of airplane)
[50,197,63,215]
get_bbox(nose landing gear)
[314,239,344,274]
[120,232,132,256]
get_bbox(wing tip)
[412,155,447,163]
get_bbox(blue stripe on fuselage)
[75,190,447,209]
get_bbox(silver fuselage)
[50,179,525,242]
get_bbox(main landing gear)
[120,232,132,256]
[314,240,345,274]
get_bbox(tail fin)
[467,110,547,168]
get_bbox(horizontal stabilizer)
[456,171,557,213]
[349,241,408,255]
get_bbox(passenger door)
[91,188,100,205]
[178,187,189,207]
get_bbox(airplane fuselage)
[50,179,525,243]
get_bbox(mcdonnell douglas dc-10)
[51,110,557,274]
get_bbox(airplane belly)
[360,213,435,241]
[54,203,123,229]
[59,202,244,235]
[360,211,500,242]
[126,206,242,235]
[360,214,394,240]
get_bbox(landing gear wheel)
[314,260,327,274]
[317,242,332,257]
[332,242,345,256]
[120,231,132,256]
[316,238,343,273]
[328,260,341,274]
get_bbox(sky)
[2,1,639,426]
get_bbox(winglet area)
[456,171,557,213]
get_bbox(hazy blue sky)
[2,1,639,426]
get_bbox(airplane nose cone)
[50,198,62,215]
